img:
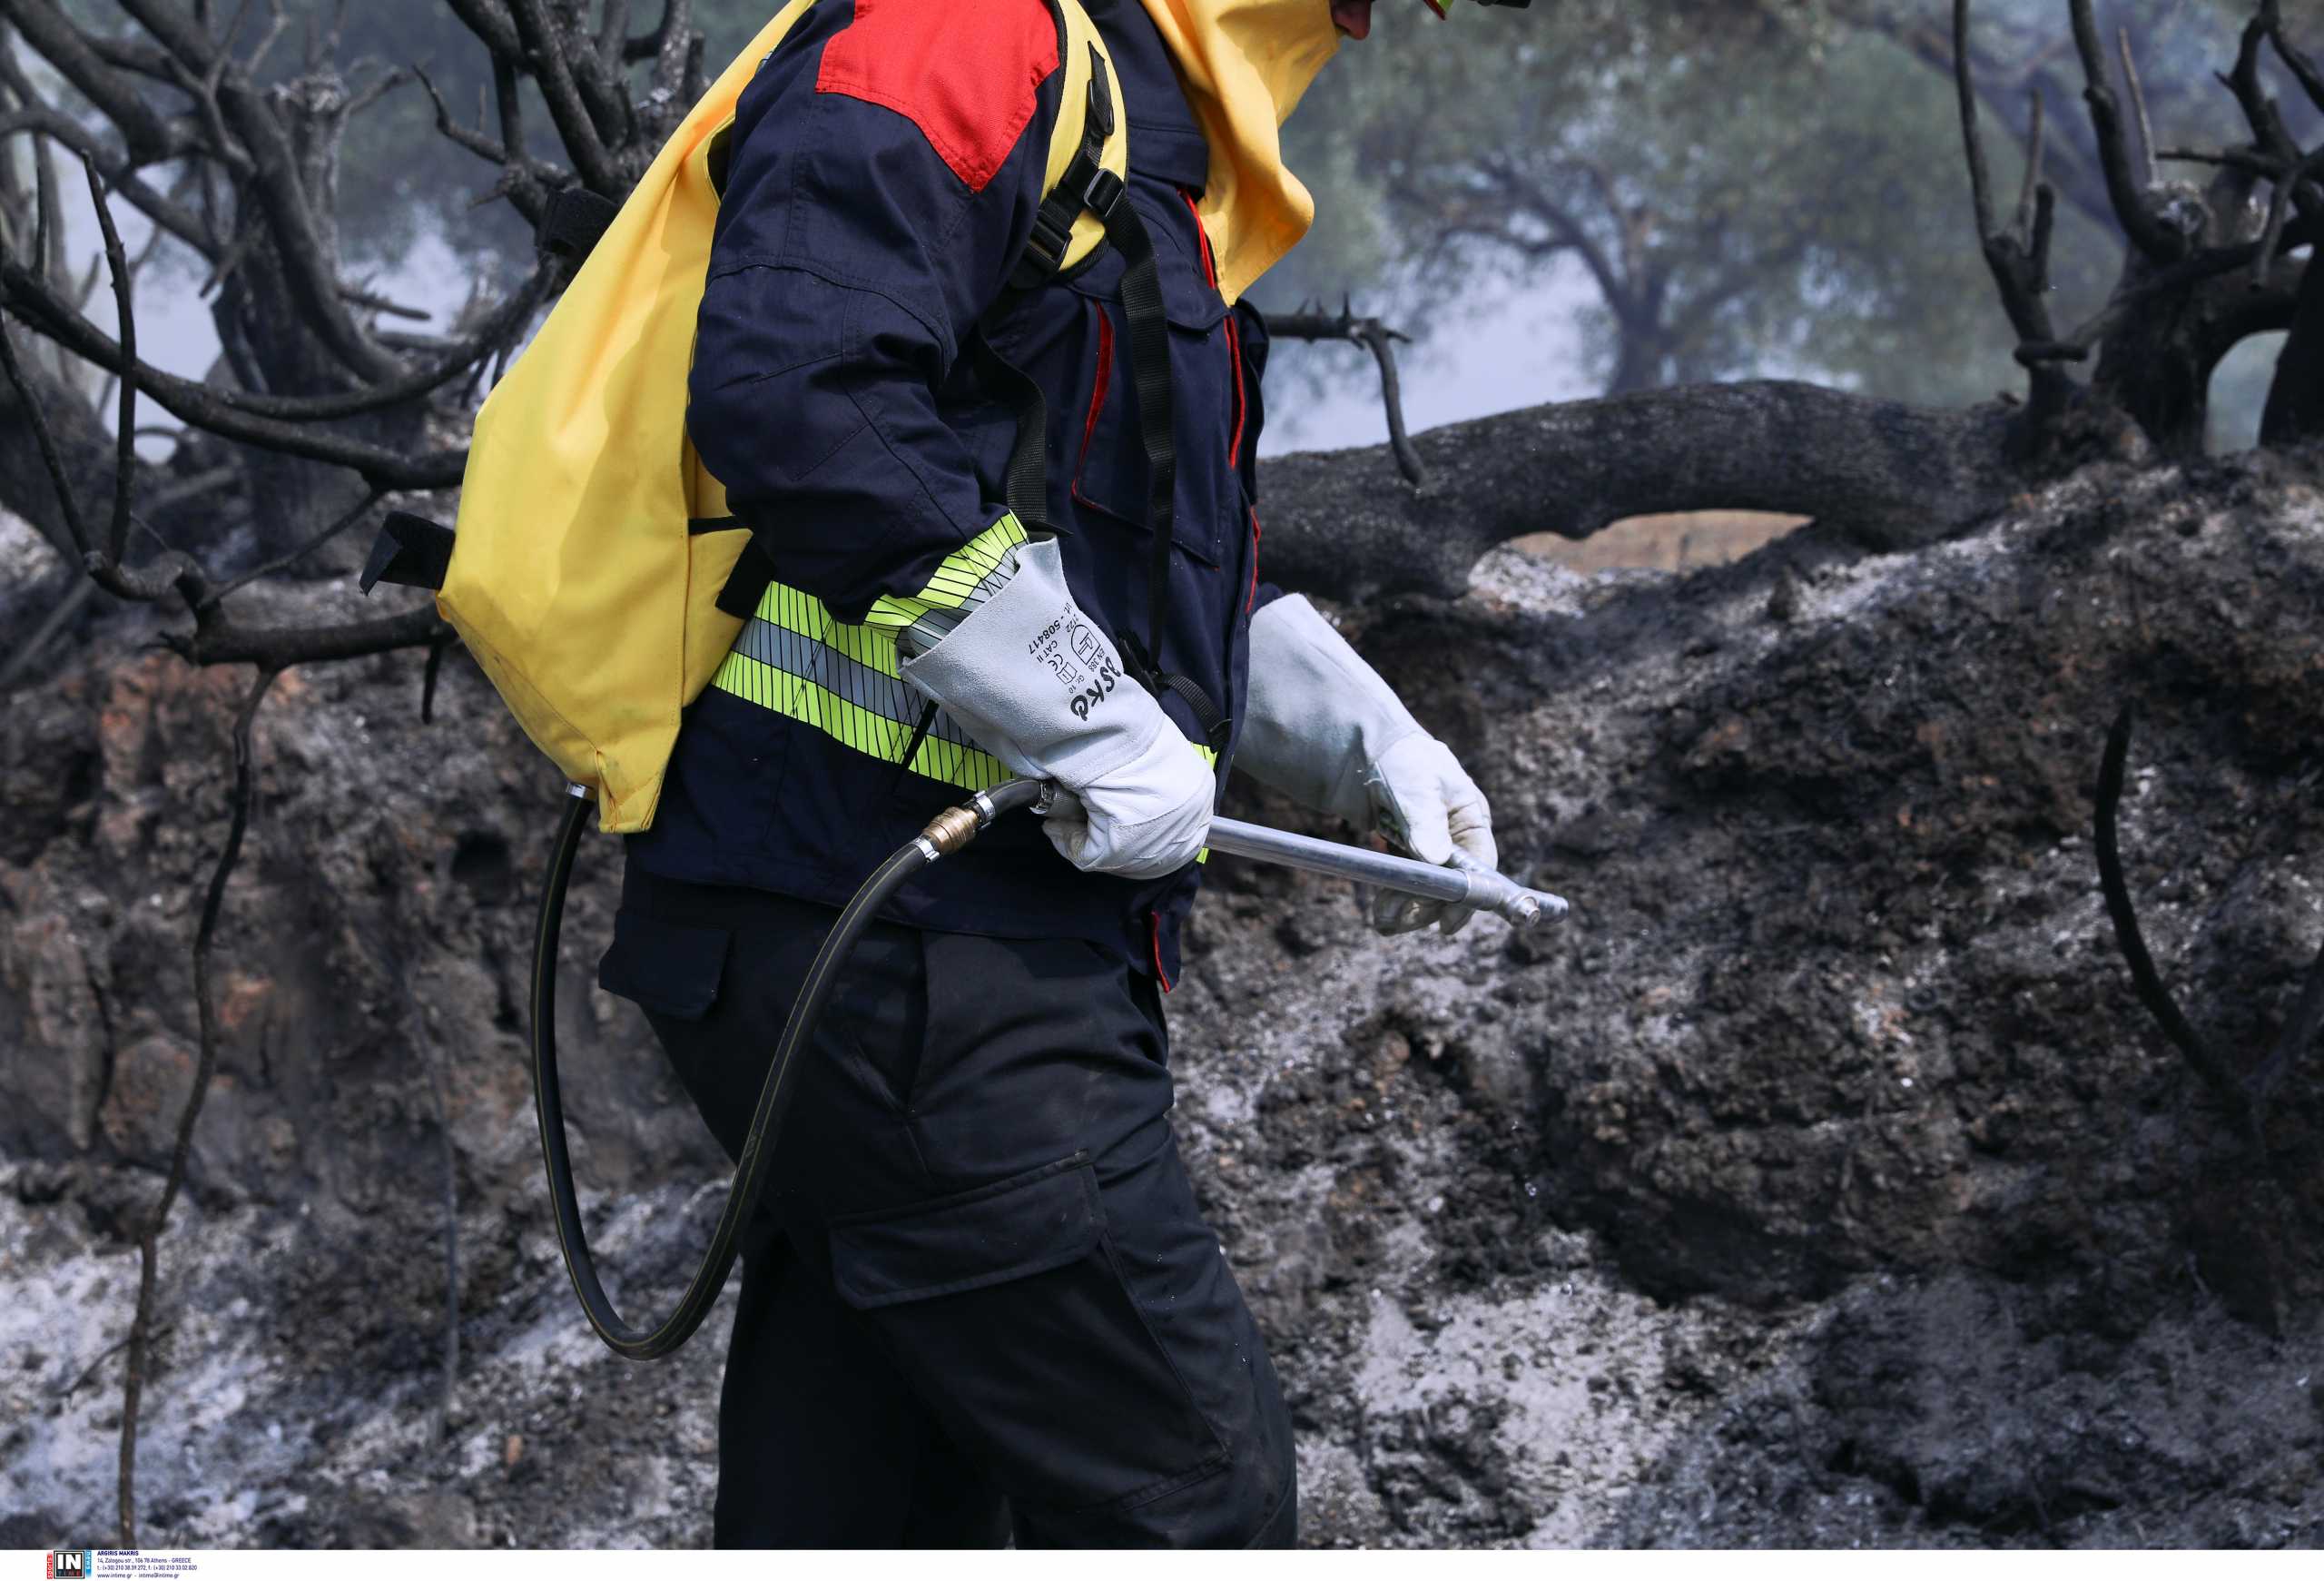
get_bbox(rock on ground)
[3,452,2321,1547]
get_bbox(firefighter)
[597,0,1500,1546]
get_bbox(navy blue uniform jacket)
[628,0,1279,983]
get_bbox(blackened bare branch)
[1957,0,2002,242]
[1260,381,2033,604]
[113,0,401,381]
[414,62,513,165]
[173,603,449,668]
[2017,88,2050,236]
[1,254,477,486]
[2,0,197,166]
[0,52,222,256]
[596,0,630,69]
[2256,147,2324,289]
[2069,0,2184,260]
[0,308,93,557]
[422,629,454,724]
[196,487,384,608]
[2093,705,2256,1135]
[117,663,281,1546]
[2260,0,2324,117]
[2262,248,2324,442]
[2118,27,2159,191]
[1267,306,1424,485]
[1957,3,2073,420]
[505,0,620,194]
[82,159,138,568]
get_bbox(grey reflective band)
[711,584,1015,792]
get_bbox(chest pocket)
[1051,187,1236,568]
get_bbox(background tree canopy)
[45,0,2289,444]
[1266,0,2290,436]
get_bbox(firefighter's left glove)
[898,537,1212,880]
[1238,596,1497,934]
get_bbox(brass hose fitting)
[920,805,984,857]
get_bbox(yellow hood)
[1136,0,1343,304]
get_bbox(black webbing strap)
[1095,192,1229,746]
[538,186,621,261]
[966,338,1056,535]
[714,532,779,620]
[889,699,941,794]
[1011,43,1119,290]
[996,44,1228,746]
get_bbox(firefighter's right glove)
[898,538,1213,880]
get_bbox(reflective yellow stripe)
[864,513,1030,631]
[709,511,1219,798]
[713,649,1014,790]
[756,582,901,677]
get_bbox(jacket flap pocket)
[596,912,731,1022]
[830,1154,1102,1309]
[1152,227,1229,333]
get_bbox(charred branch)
[1257,381,2035,604]
[0,0,198,168]
[2094,706,2248,1129]
[502,0,621,195]
[0,309,95,558]
[1946,1,2324,456]
[2260,246,2324,442]
[2090,706,2316,1146]
[116,663,280,1547]
[109,0,401,381]
[0,251,468,487]
[1266,302,1424,485]
[1958,1,2075,424]
[84,157,138,568]
[2070,0,2195,261]
[2257,0,2324,118]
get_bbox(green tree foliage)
[43,0,2290,440]
[1272,0,2290,431]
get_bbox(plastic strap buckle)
[1080,166,1126,223]
[1019,204,1075,279]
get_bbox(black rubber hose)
[529,776,1049,1360]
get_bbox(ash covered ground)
[4,451,2321,1547]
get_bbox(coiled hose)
[529,776,1051,1360]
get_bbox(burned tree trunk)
[1257,381,2038,603]
[2262,247,2324,443]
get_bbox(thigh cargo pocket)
[829,1153,1228,1513]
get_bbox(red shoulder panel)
[816,0,1061,193]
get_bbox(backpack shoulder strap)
[1014,0,1129,286]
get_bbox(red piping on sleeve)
[1150,913,1177,993]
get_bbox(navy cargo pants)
[599,863,1297,1547]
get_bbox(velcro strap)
[359,511,457,595]
[538,186,621,261]
[715,535,780,620]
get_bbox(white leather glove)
[1237,596,1496,934]
[898,538,1212,879]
